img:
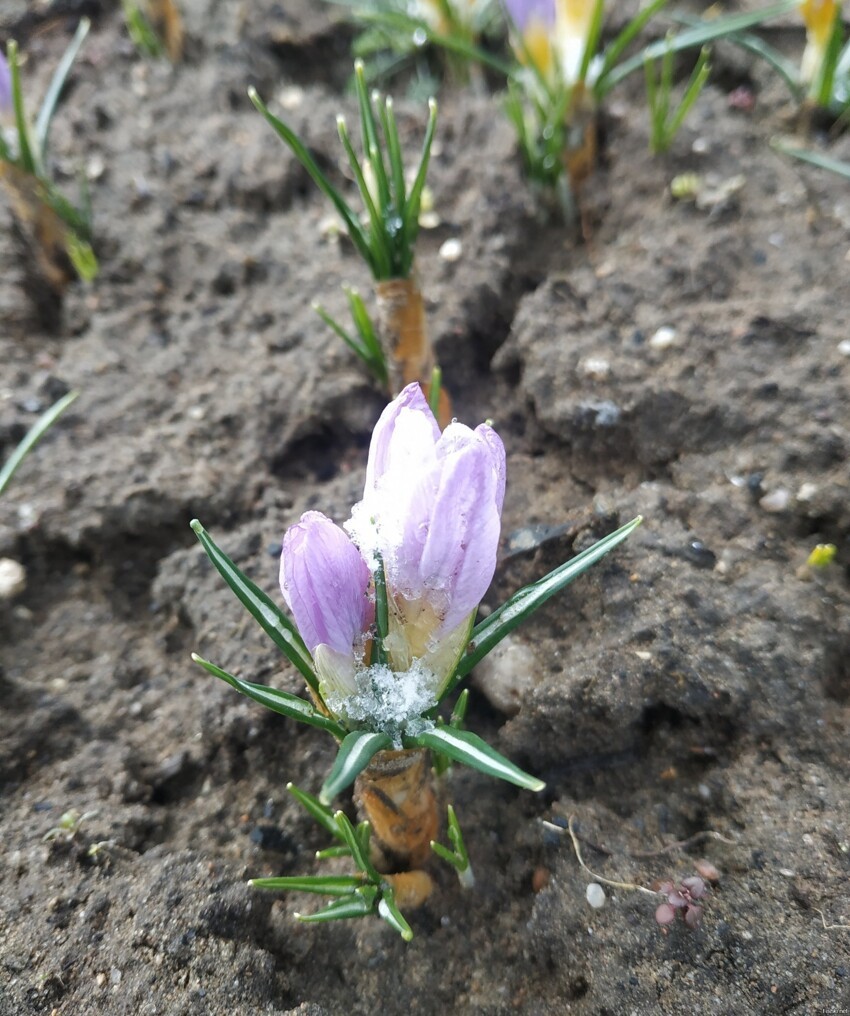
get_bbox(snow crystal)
[324,660,439,748]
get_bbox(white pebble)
[277,86,304,110]
[579,356,611,380]
[472,638,537,716]
[0,558,26,600]
[439,238,463,262]
[586,883,606,909]
[796,482,818,502]
[837,339,850,357]
[650,326,677,350]
[759,488,790,513]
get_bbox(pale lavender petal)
[504,0,554,32]
[364,382,439,494]
[384,423,504,634]
[474,423,506,514]
[0,53,11,114]
[419,432,503,632]
[280,511,373,656]
[655,903,676,926]
[681,876,707,899]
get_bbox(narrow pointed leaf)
[287,782,344,840]
[192,654,345,737]
[8,42,37,176]
[320,731,392,804]
[601,0,798,95]
[316,845,353,860]
[248,88,374,271]
[295,892,376,923]
[407,727,545,792]
[36,17,90,159]
[189,520,319,694]
[250,875,363,896]
[598,0,668,85]
[333,812,378,878]
[401,97,437,272]
[0,390,78,497]
[446,517,642,694]
[771,140,850,180]
[378,888,413,941]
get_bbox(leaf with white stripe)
[190,519,318,694]
[319,730,392,804]
[446,516,642,697]
[192,654,344,737]
[407,726,545,792]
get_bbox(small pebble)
[438,238,463,262]
[839,339,850,357]
[796,482,818,502]
[650,326,677,351]
[586,883,606,909]
[683,540,716,570]
[759,488,790,513]
[86,155,106,181]
[579,356,611,380]
[277,86,304,110]
[0,558,26,600]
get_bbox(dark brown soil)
[2,2,849,1014]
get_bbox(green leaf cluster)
[189,515,640,801]
[250,60,436,282]
[0,21,97,277]
[251,787,413,940]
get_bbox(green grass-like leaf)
[191,654,344,737]
[287,782,345,840]
[407,726,544,792]
[295,890,377,923]
[250,875,363,895]
[189,520,318,694]
[771,138,850,179]
[445,516,642,696]
[601,0,798,96]
[36,18,90,161]
[320,731,393,803]
[0,390,78,497]
[378,886,413,941]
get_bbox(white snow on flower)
[324,660,439,747]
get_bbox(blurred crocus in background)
[504,0,600,88]
[799,0,840,85]
[0,51,12,115]
[281,383,505,741]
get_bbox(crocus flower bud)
[348,382,505,688]
[280,511,374,699]
[504,0,600,87]
[799,0,838,84]
[0,52,12,115]
[279,384,506,736]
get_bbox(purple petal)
[681,876,707,899]
[684,904,703,929]
[364,382,440,495]
[280,511,374,656]
[503,0,554,32]
[389,422,505,634]
[655,903,676,926]
[0,53,11,114]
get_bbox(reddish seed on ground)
[694,859,721,882]
[532,866,550,892]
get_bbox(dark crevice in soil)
[264,27,356,92]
